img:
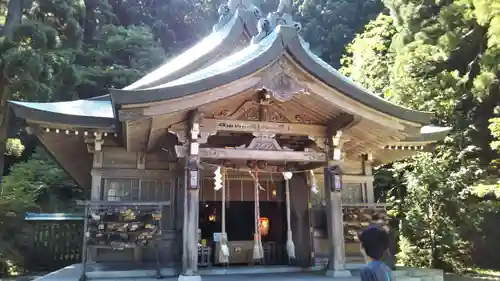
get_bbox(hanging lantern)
[214,166,222,190]
[208,213,216,222]
[327,165,343,192]
[259,217,270,236]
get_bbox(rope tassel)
[218,167,230,264]
[250,171,264,260]
[283,172,296,260]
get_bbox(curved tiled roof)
[111,25,432,125]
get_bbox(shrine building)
[8,0,450,279]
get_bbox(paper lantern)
[259,217,270,236]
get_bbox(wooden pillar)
[90,135,104,200]
[179,111,202,281]
[134,152,146,262]
[324,132,351,277]
[289,172,313,267]
[89,134,104,262]
[363,158,375,203]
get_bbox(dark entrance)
[199,200,288,266]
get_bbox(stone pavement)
[82,273,359,281]
[33,269,360,281]
[32,264,440,281]
[33,263,362,281]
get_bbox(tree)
[295,0,383,68]
[393,154,473,270]
[0,0,86,185]
[0,0,169,183]
[341,14,395,96]
[471,117,500,198]
[341,0,500,271]
[107,0,219,54]
[2,148,82,212]
[75,24,166,98]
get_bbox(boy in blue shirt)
[359,226,395,281]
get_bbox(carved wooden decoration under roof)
[235,136,293,151]
[212,99,314,124]
[258,58,307,102]
[174,133,325,163]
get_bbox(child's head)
[359,226,389,261]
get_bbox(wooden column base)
[326,270,352,277]
[178,275,202,281]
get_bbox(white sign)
[213,232,221,242]
[190,170,199,188]
[334,174,342,192]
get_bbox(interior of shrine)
[198,177,288,266]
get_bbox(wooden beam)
[170,118,328,137]
[125,118,152,152]
[39,133,93,189]
[175,146,326,162]
[147,117,168,151]
[91,168,176,179]
[326,113,356,137]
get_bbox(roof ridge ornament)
[251,0,301,44]
[213,0,262,31]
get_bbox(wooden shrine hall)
[8,0,450,279]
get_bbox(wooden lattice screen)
[25,218,83,272]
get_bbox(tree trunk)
[1,0,23,39]
[0,0,33,186]
[0,91,10,187]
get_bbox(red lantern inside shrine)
[259,217,269,236]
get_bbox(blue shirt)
[360,260,395,281]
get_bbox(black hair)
[359,226,389,260]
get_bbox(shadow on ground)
[446,273,500,281]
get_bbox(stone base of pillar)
[178,275,202,281]
[325,270,352,278]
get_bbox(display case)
[78,200,170,281]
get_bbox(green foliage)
[490,118,500,151]
[341,14,396,96]
[342,0,500,271]
[0,197,33,276]
[295,0,384,68]
[470,118,500,198]
[106,0,219,53]
[75,24,166,97]
[394,154,473,271]
[2,147,82,212]
[4,138,23,157]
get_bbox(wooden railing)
[342,203,391,209]
[24,213,84,272]
[312,203,393,262]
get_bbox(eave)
[9,100,117,132]
[402,125,452,143]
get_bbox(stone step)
[393,270,410,277]
[350,270,409,277]
[396,277,421,281]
